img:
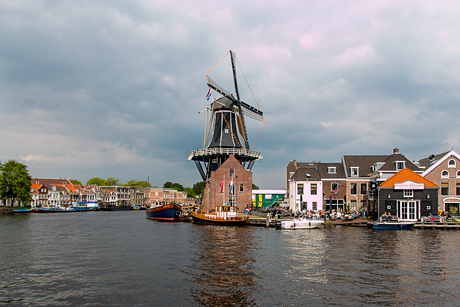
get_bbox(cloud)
[1,0,460,189]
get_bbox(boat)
[100,205,133,211]
[36,207,70,213]
[146,203,181,221]
[12,208,33,213]
[367,221,416,230]
[276,218,324,229]
[191,205,248,226]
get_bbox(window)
[312,202,317,211]
[395,161,405,170]
[350,200,357,211]
[297,184,304,195]
[328,167,336,174]
[350,183,357,195]
[441,170,449,178]
[404,190,413,197]
[448,159,456,168]
[229,169,234,177]
[457,183,460,196]
[360,183,367,195]
[331,182,338,192]
[441,183,449,195]
[350,167,359,177]
[457,170,460,178]
[240,184,244,192]
[311,184,317,195]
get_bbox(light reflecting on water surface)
[2,212,460,306]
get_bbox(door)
[399,200,419,221]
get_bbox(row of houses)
[283,148,460,221]
[24,178,196,208]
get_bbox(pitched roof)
[31,178,72,185]
[418,151,450,169]
[378,153,420,172]
[380,168,437,187]
[342,155,389,177]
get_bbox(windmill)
[188,50,264,182]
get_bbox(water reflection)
[187,225,257,306]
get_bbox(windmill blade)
[237,115,247,144]
[207,77,236,102]
[240,101,264,121]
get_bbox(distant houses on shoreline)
[2,148,459,222]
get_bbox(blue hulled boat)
[146,203,181,221]
[367,221,415,230]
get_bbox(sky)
[1,0,460,189]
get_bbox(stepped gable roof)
[342,155,389,177]
[380,168,437,188]
[418,151,450,168]
[317,162,345,179]
[31,178,72,185]
[378,153,420,171]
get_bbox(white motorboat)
[277,218,324,229]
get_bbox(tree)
[69,179,82,185]
[0,160,32,206]
[184,187,196,198]
[193,181,206,196]
[163,181,184,191]
[252,183,259,190]
[126,180,151,188]
[105,177,120,186]
[86,177,106,186]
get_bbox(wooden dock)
[413,222,460,229]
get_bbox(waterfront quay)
[247,214,460,229]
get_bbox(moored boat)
[191,205,248,226]
[12,208,33,213]
[367,221,416,230]
[146,203,181,221]
[276,218,324,229]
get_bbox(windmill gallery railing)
[188,147,262,160]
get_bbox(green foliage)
[126,180,151,188]
[183,187,195,198]
[0,160,33,205]
[69,179,82,185]
[163,181,184,191]
[86,177,106,186]
[105,177,120,186]
[193,181,206,196]
[252,183,259,190]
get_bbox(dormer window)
[350,167,359,177]
[395,161,405,170]
[327,167,336,174]
[448,159,456,168]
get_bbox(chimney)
[393,148,399,154]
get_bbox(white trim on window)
[403,189,413,197]
[448,159,456,168]
[441,170,449,178]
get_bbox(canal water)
[1,211,460,306]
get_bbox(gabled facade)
[420,149,460,214]
[378,168,438,221]
[202,155,252,213]
[288,164,323,212]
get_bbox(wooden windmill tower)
[188,51,264,212]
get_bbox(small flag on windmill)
[206,87,212,101]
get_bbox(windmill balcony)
[188,148,262,160]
